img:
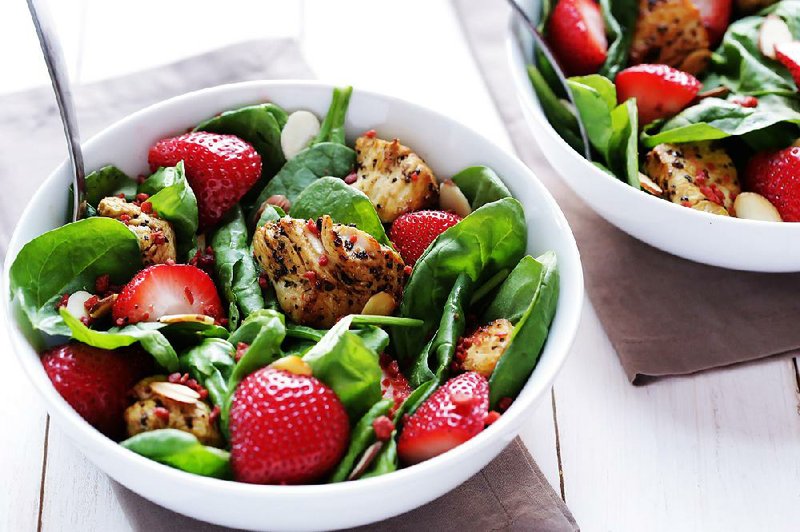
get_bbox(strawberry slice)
[776,41,800,89]
[691,0,732,46]
[388,210,462,266]
[616,64,702,125]
[112,264,223,325]
[397,372,489,465]
[545,0,608,76]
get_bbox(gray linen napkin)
[1,39,577,531]
[452,0,800,383]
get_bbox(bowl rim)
[506,18,800,232]
[2,80,584,500]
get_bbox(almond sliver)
[158,314,215,325]
[150,381,201,404]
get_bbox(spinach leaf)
[410,273,473,387]
[85,165,137,206]
[360,434,398,479]
[352,326,390,355]
[449,166,511,210]
[704,3,800,96]
[139,162,199,258]
[9,217,141,336]
[195,103,288,177]
[641,95,800,149]
[598,0,637,79]
[393,198,527,363]
[527,65,585,153]
[120,429,230,479]
[291,177,390,245]
[178,338,236,409]
[329,398,393,482]
[254,204,285,230]
[210,206,264,330]
[486,252,559,408]
[60,308,180,372]
[252,142,356,210]
[312,86,352,146]
[608,98,640,188]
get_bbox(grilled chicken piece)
[630,0,711,75]
[124,376,223,446]
[455,319,514,378]
[97,197,177,265]
[352,135,439,223]
[644,142,740,216]
[253,215,405,327]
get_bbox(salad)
[8,87,559,485]
[528,0,800,221]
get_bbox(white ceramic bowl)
[507,0,800,272]
[3,81,583,531]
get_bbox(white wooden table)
[1,1,799,530]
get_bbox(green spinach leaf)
[608,98,640,188]
[329,398,393,482]
[449,166,511,210]
[178,338,236,409]
[598,0,637,79]
[360,434,398,479]
[85,165,137,206]
[120,429,230,479]
[139,162,199,258]
[527,65,584,153]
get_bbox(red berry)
[745,146,800,222]
[41,343,152,439]
[397,372,489,465]
[616,64,702,125]
[691,0,731,46]
[776,42,800,89]
[545,0,608,76]
[388,210,462,266]
[229,368,350,484]
[112,264,223,324]
[148,132,262,228]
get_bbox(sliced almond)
[158,314,215,325]
[269,355,313,376]
[697,86,730,100]
[439,180,472,218]
[638,172,663,197]
[281,110,321,160]
[759,15,793,60]
[733,192,783,222]
[360,292,397,316]
[65,290,93,320]
[347,441,385,481]
[150,381,201,404]
[89,293,118,319]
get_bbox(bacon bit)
[119,214,131,223]
[348,234,358,245]
[116,193,126,199]
[258,273,270,289]
[344,172,358,184]
[180,373,190,384]
[695,170,708,185]
[497,397,514,412]
[485,411,501,426]
[168,373,182,384]
[189,246,215,275]
[410,169,420,182]
[95,274,111,294]
[79,316,91,326]
[303,270,317,283]
[318,254,329,266]
[55,293,70,310]
[153,406,170,422]
[83,295,99,311]
[364,129,377,138]
[115,317,127,327]
[136,174,147,184]
[140,201,153,214]
[372,416,395,441]
[403,265,413,276]
[681,201,692,208]
[235,342,250,362]
[732,95,758,108]
[184,287,194,305]
[306,218,319,237]
[136,193,150,202]
[209,405,221,424]
[151,231,166,245]
[217,317,229,328]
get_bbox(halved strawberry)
[388,210,462,266]
[397,372,489,465]
[112,264,223,325]
[776,41,800,89]
[691,0,732,46]
[545,0,608,76]
[616,64,702,125]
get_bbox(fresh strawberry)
[228,368,350,484]
[545,0,608,76]
[112,264,223,325]
[148,132,261,228]
[616,64,702,125]
[691,0,731,46]
[745,146,800,222]
[397,372,489,465]
[388,210,461,266]
[41,343,152,439]
[776,41,800,89]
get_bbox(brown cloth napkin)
[1,39,578,531]
[452,0,800,383]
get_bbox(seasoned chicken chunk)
[644,141,740,216]
[253,216,405,327]
[124,376,222,446]
[352,135,439,223]
[630,0,711,75]
[455,319,514,378]
[98,196,177,265]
